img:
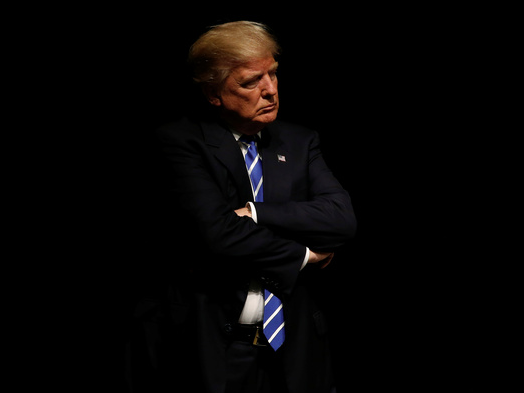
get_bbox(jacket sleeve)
[253,130,357,252]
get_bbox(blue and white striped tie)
[240,135,264,202]
[263,289,285,351]
[240,134,285,351]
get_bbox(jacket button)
[223,323,233,335]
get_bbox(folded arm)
[253,131,357,252]
[235,205,335,268]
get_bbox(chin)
[256,111,278,125]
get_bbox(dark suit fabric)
[129,116,356,393]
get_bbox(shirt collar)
[230,129,262,142]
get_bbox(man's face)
[210,56,279,134]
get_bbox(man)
[154,21,357,393]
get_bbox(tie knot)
[239,134,257,144]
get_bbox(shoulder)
[268,120,319,148]
[268,120,319,141]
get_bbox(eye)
[241,78,260,89]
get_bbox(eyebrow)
[241,62,279,81]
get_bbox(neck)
[220,115,268,136]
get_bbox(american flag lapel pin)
[277,154,286,162]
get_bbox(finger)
[320,253,334,269]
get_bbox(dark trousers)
[225,341,288,393]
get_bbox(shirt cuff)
[246,202,258,223]
[301,248,309,271]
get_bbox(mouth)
[260,104,277,112]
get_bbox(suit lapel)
[261,122,292,203]
[200,120,254,205]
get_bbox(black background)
[37,5,496,392]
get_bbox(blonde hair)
[188,21,280,87]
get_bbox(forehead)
[232,57,278,77]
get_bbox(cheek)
[220,88,261,118]
[233,94,259,114]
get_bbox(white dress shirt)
[231,130,309,324]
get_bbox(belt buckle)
[252,326,266,347]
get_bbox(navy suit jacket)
[150,116,356,392]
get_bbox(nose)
[260,73,278,97]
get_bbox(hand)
[308,250,334,269]
[234,207,252,218]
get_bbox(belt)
[232,324,268,347]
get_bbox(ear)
[202,85,221,107]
